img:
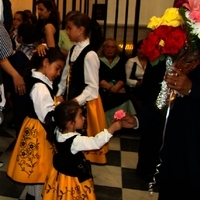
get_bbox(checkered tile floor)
[0,111,159,200]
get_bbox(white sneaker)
[0,161,3,167]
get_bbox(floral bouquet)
[141,1,200,109]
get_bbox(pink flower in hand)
[114,110,126,120]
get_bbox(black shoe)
[0,161,3,167]
[25,193,35,200]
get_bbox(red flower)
[154,25,172,38]
[141,25,186,64]
[162,27,186,55]
[141,33,161,61]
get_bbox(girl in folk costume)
[7,48,66,200]
[42,100,122,200]
[35,0,61,94]
[56,13,108,164]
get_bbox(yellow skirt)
[84,95,109,164]
[7,117,55,183]
[42,166,96,200]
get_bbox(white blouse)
[30,69,55,123]
[125,56,146,87]
[55,127,112,154]
[56,38,100,105]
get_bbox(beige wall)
[106,0,174,25]
[10,0,174,26]
[10,0,32,14]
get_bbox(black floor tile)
[120,138,139,152]
[0,171,25,198]
[106,150,121,166]
[94,185,122,200]
[114,128,137,138]
[121,168,159,192]
[6,138,16,152]
[0,127,14,138]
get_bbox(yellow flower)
[148,8,184,30]
[159,39,165,47]
[148,16,162,30]
[162,8,184,26]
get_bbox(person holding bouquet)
[122,64,200,199]
[121,1,200,199]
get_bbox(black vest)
[26,77,54,119]
[53,135,92,182]
[68,45,92,100]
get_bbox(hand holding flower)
[114,109,126,120]
[121,114,137,129]
[107,121,122,134]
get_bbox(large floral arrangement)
[142,1,200,67]
[141,0,200,109]
[141,7,186,66]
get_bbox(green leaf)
[150,55,166,66]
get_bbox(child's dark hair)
[18,23,39,44]
[54,101,80,131]
[23,9,38,25]
[65,10,81,22]
[67,13,91,37]
[24,47,66,80]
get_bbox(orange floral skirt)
[84,95,109,164]
[42,166,96,200]
[7,117,55,183]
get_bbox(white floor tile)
[0,196,18,200]
[109,137,120,151]
[19,186,28,200]
[122,188,158,200]
[92,165,122,188]
[121,151,138,169]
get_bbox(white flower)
[185,10,200,38]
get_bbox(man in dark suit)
[135,60,166,182]
[122,64,200,200]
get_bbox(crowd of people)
[0,0,199,200]
[0,1,127,200]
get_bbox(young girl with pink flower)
[42,101,122,200]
